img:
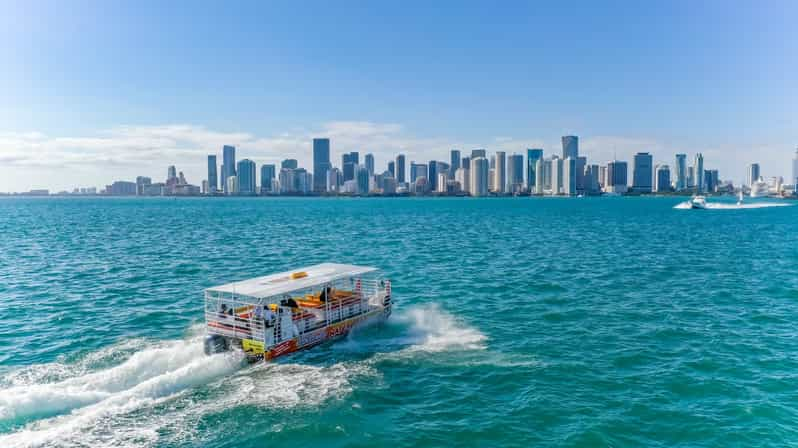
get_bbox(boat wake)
[0,306,487,447]
[673,201,792,210]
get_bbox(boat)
[689,195,707,209]
[750,177,769,198]
[203,263,392,362]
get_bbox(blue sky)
[1,0,796,191]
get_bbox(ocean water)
[1,196,797,447]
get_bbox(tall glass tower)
[222,145,236,194]
[561,136,578,160]
[312,138,331,193]
[236,159,257,195]
[526,149,543,190]
[395,154,406,184]
[207,155,218,192]
[675,154,687,191]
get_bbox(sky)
[0,0,797,191]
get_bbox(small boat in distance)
[690,195,708,209]
[203,263,392,362]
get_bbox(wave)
[0,305,488,447]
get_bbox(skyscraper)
[632,152,653,193]
[494,151,506,194]
[575,156,587,192]
[461,156,470,170]
[343,152,359,182]
[607,160,628,193]
[312,138,331,192]
[222,145,236,194]
[428,161,439,191]
[356,165,370,195]
[674,154,687,191]
[364,153,375,175]
[507,153,524,193]
[471,149,487,159]
[207,155,218,192]
[281,159,298,170]
[455,167,470,193]
[527,149,543,191]
[534,159,544,194]
[654,165,671,192]
[395,154,406,184]
[694,153,705,192]
[236,159,256,195]
[550,157,562,195]
[562,157,576,196]
[747,163,760,187]
[260,164,276,194]
[450,149,461,179]
[470,157,489,197]
[387,161,395,178]
[562,136,578,160]
[410,162,428,183]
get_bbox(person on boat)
[219,303,231,318]
[280,295,299,308]
[263,306,275,328]
[319,284,333,303]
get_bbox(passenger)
[263,306,275,328]
[219,303,229,318]
[320,285,333,303]
[253,304,263,322]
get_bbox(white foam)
[397,304,487,353]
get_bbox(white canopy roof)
[206,263,378,300]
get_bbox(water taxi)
[689,195,707,209]
[203,263,392,362]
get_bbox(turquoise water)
[1,196,797,447]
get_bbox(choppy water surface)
[1,196,798,447]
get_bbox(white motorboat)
[690,195,707,209]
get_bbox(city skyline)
[1,1,797,191]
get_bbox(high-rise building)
[562,136,578,160]
[654,165,671,192]
[461,156,471,170]
[550,157,562,195]
[167,165,177,182]
[598,165,607,189]
[281,159,298,170]
[395,154,406,184]
[674,154,687,191]
[694,153,705,192]
[356,165,370,195]
[747,163,760,188]
[388,161,395,178]
[493,151,506,194]
[207,155,218,192]
[606,160,628,193]
[471,149,486,159]
[455,168,470,193]
[687,165,695,188]
[542,158,553,191]
[326,167,342,193]
[632,152,653,193]
[260,164,276,194]
[226,175,238,195]
[704,169,719,192]
[575,156,587,193]
[343,152,359,182]
[222,145,236,194]
[428,160,439,191]
[586,164,600,194]
[562,157,577,196]
[312,138,331,192]
[507,153,524,193]
[534,159,544,194]
[527,149,543,191]
[450,150,461,179]
[135,176,152,196]
[410,162,428,183]
[470,157,489,197]
[365,153,375,175]
[236,159,256,195]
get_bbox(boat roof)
[205,263,379,299]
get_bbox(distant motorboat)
[750,177,769,198]
[690,195,707,209]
